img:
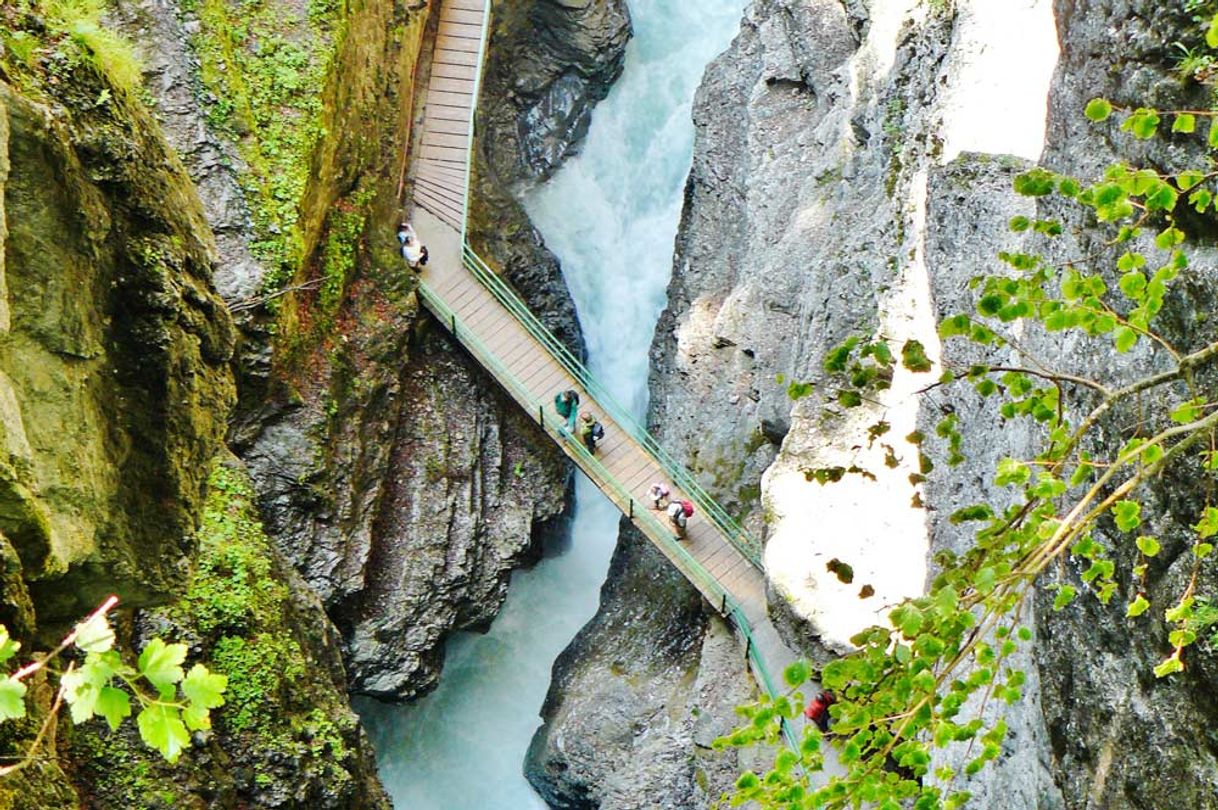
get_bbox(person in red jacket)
[804,691,835,733]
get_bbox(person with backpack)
[554,389,580,432]
[804,691,835,733]
[578,412,603,454]
[666,500,687,538]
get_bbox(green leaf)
[137,704,191,763]
[901,340,933,373]
[1084,98,1112,122]
[74,614,115,655]
[994,458,1030,488]
[1177,170,1204,191]
[1153,655,1184,678]
[1113,326,1138,353]
[1170,397,1204,425]
[182,664,227,710]
[1172,113,1197,134]
[1208,12,1218,48]
[1136,535,1161,557]
[1009,215,1031,232]
[1121,108,1160,140]
[1116,251,1145,272]
[1118,271,1147,300]
[0,627,20,667]
[0,677,27,721]
[1052,585,1077,611]
[786,381,814,400]
[137,639,187,693]
[1155,227,1185,249]
[1208,117,1218,150]
[1013,168,1057,197]
[1145,182,1178,212]
[782,661,811,688]
[1195,506,1218,539]
[1126,594,1150,618]
[61,668,99,724]
[182,702,211,732]
[96,686,131,731]
[1113,500,1142,532]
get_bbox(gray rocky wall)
[110,0,630,705]
[533,0,1218,807]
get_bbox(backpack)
[553,392,571,418]
[681,500,694,518]
[591,422,604,441]
[418,246,429,266]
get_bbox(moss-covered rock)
[0,49,236,627]
[67,459,389,809]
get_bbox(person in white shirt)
[397,222,428,269]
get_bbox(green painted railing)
[459,245,764,570]
[436,0,792,751]
[417,279,797,752]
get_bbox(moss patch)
[67,460,380,808]
[184,0,345,289]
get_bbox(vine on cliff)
[717,13,1218,810]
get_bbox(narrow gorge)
[0,0,1217,809]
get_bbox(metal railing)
[417,279,796,752]
[430,0,790,750]
[459,245,764,569]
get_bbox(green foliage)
[188,0,347,294]
[25,0,145,95]
[720,17,1218,807]
[317,188,374,328]
[0,602,225,769]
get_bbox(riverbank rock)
[524,524,753,809]
[479,0,632,185]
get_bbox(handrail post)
[721,594,727,614]
[745,636,752,663]
[451,313,456,333]
[539,405,544,426]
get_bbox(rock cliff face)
[533,0,1218,808]
[524,525,753,809]
[478,0,631,186]
[0,50,236,629]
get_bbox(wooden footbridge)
[403,0,811,744]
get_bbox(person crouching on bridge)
[648,482,670,510]
[578,412,603,454]
[398,222,429,270]
[666,500,687,538]
[554,389,580,433]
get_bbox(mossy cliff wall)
[0,60,235,628]
[0,4,393,802]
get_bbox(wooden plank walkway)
[412,0,489,230]
[411,210,799,697]
[405,2,834,761]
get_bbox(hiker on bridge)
[554,389,580,432]
[648,482,670,510]
[805,691,836,733]
[667,499,692,538]
[578,412,603,454]
[398,222,429,270]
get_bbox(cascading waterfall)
[358,1,746,806]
